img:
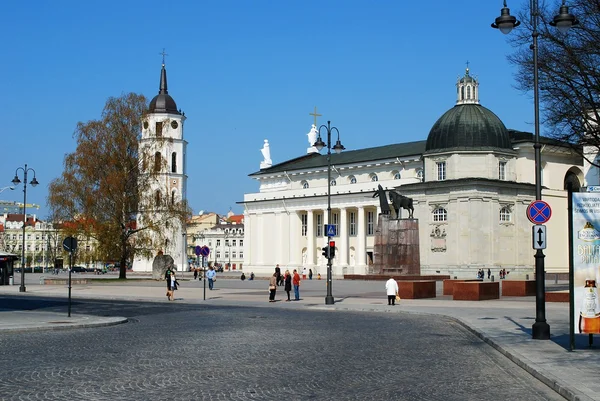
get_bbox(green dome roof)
[425,104,512,152]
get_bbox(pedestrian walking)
[206,266,216,290]
[193,269,198,280]
[385,277,399,305]
[269,273,277,302]
[309,269,313,280]
[302,267,307,280]
[275,264,282,286]
[284,270,292,301]
[487,268,491,280]
[293,269,301,301]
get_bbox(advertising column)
[572,192,600,335]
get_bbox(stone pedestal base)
[373,214,420,275]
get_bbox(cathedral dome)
[425,104,512,152]
[425,67,512,153]
[148,64,180,115]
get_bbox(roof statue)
[260,139,272,169]
[307,124,319,154]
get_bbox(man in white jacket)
[385,278,399,305]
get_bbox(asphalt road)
[0,297,563,401]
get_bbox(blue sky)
[2,0,537,219]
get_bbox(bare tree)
[507,0,600,162]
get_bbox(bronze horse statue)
[389,191,414,219]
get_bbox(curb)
[0,317,128,334]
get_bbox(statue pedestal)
[372,214,420,275]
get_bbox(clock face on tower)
[171,120,178,129]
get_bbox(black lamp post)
[11,164,39,293]
[492,0,578,340]
[314,120,345,305]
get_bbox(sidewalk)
[0,280,597,401]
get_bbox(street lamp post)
[492,0,578,340]
[11,164,39,293]
[314,120,345,305]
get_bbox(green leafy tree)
[506,0,600,162]
[48,93,190,279]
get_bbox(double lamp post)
[492,0,578,339]
[313,121,345,305]
[11,164,39,293]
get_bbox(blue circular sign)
[194,245,202,256]
[527,200,552,224]
[200,246,210,257]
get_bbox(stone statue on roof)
[307,124,319,154]
[260,139,272,169]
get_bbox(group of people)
[476,268,509,280]
[164,265,218,301]
[477,269,491,280]
[270,265,301,302]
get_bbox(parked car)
[70,266,86,273]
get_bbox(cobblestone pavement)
[0,299,563,401]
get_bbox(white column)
[243,212,251,267]
[256,213,264,265]
[289,211,301,266]
[357,206,366,268]
[307,209,315,267]
[340,207,348,266]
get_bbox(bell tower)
[456,64,480,105]
[133,56,188,272]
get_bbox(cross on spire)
[160,48,168,66]
[465,60,470,74]
[309,106,322,126]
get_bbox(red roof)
[227,215,244,224]
[5,214,36,227]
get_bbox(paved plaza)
[0,274,598,400]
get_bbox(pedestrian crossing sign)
[325,224,336,236]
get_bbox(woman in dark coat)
[284,270,292,301]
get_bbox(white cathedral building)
[242,67,592,278]
[132,62,188,272]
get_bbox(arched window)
[393,171,401,180]
[171,152,177,173]
[171,190,176,204]
[301,180,309,189]
[370,174,378,182]
[416,169,424,181]
[154,152,161,173]
[564,170,582,191]
[432,208,447,222]
[499,206,511,222]
[349,175,357,184]
[155,190,161,207]
[330,179,337,186]
[467,86,471,99]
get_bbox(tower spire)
[159,48,169,94]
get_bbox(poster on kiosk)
[573,192,600,334]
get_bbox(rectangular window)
[316,214,323,237]
[225,240,229,247]
[499,161,507,180]
[27,234,31,240]
[232,251,237,258]
[232,239,237,247]
[240,240,244,247]
[216,239,221,247]
[12,234,16,240]
[156,121,163,137]
[36,235,40,240]
[332,212,339,237]
[240,251,244,258]
[208,241,212,247]
[225,251,229,258]
[437,161,446,181]
[367,211,375,235]
[35,246,39,251]
[301,213,308,236]
[349,212,357,236]
[216,251,221,258]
